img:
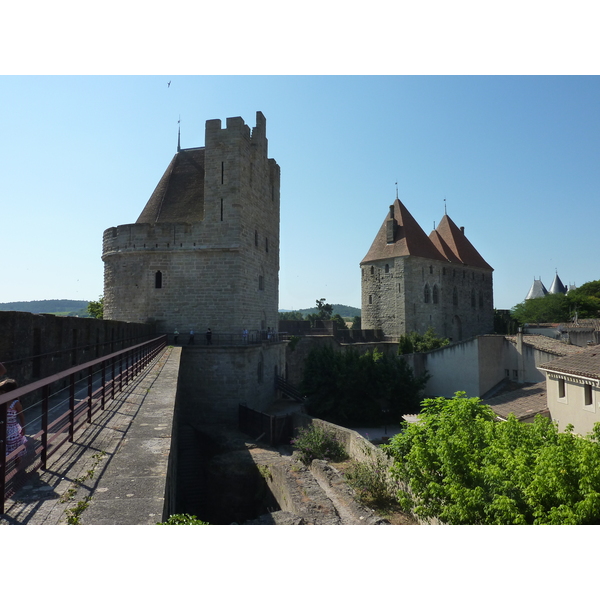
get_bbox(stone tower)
[102,112,280,337]
[360,198,494,342]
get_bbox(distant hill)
[280,304,361,318]
[0,299,90,317]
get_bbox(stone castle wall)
[361,255,493,341]
[177,342,286,426]
[0,310,155,391]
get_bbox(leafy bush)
[384,392,600,524]
[158,514,209,525]
[398,327,449,354]
[291,424,348,465]
[345,457,397,510]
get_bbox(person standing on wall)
[206,328,212,345]
[173,329,179,344]
[188,330,195,345]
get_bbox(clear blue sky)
[1,75,598,311]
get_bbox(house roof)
[361,199,446,264]
[505,334,586,357]
[485,382,549,421]
[136,148,206,224]
[429,214,493,270]
[539,346,600,380]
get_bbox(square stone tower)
[361,199,494,342]
[102,112,280,337]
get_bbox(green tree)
[315,298,333,319]
[279,310,305,321]
[87,296,104,319]
[331,313,347,329]
[511,294,569,325]
[384,392,600,524]
[351,316,361,330]
[397,327,450,354]
[300,346,428,426]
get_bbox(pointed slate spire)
[549,272,567,295]
[525,278,548,300]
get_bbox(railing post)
[119,355,123,392]
[111,356,116,399]
[101,360,106,411]
[87,366,93,424]
[0,403,7,513]
[41,384,50,470]
[69,375,75,442]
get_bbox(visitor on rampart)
[206,328,212,345]
[188,330,195,345]
[0,379,27,461]
[173,330,179,344]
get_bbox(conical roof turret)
[526,278,548,300]
[549,272,567,295]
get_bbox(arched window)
[453,287,458,306]
[155,271,162,289]
[385,264,389,274]
[433,285,439,304]
[424,284,430,304]
[429,265,433,274]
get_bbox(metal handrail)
[0,335,167,513]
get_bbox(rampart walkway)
[0,346,181,525]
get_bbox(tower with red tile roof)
[102,112,280,337]
[360,199,494,341]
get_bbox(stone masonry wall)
[361,254,493,341]
[177,342,286,427]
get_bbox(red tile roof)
[137,148,206,224]
[430,214,493,270]
[539,346,600,380]
[485,382,549,421]
[361,199,446,264]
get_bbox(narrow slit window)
[220,198,224,221]
[584,384,593,406]
[221,161,224,184]
[155,271,163,289]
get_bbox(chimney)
[460,226,465,234]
